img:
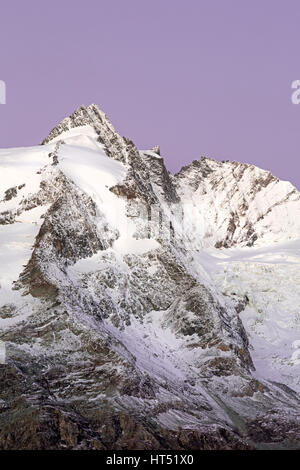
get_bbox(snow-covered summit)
[44,105,300,249]
[42,104,113,144]
[174,156,300,248]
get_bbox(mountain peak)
[41,103,115,145]
[1,105,300,449]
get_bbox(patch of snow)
[46,125,99,146]
[140,150,162,159]
[113,237,160,255]
[0,209,48,307]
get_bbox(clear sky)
[0,0,300,188]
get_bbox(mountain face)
[0,104,300,450]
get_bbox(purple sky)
[1,0,300,188]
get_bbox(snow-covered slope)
[0,104,299,450]
[174,157,300,249]
[196,241,300,393]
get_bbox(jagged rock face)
[174,157,300,248]
[0,104,300,450]
[139,151,179,204]
[42,104,127,163]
